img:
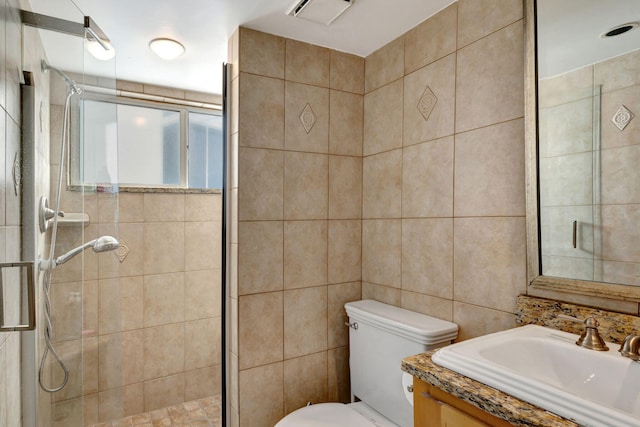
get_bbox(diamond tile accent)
[417,85,437,122]
[612,105,634,131]
[299,103,317,134]
[114,240,130,263]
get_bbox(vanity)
[402,295,640,427]
[403,352,576,427]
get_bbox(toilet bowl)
[275,300,458,427]
[275,402,398,427]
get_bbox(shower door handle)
[0,262,36,331]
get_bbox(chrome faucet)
[557,314,609,351]
[619,335,640,361]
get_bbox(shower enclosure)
[19,1,224,426]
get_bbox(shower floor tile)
[88,395,222,427]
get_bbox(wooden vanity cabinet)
[413,378,513,427]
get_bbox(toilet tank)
[345,300,458,427]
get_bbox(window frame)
[69,91,222,191]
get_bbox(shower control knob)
[39,196,65,233]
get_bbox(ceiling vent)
[286,0,353,26]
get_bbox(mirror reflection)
[537,0,640,286]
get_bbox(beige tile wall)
[48,82,223,424]
[361,0,526,340]
[229,27,363,427]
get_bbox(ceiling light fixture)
[87,40,115,61]
[149,38,185,60]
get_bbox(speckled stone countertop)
[402,351,579,427]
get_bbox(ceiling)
[537,0,640,78]
[22,0,455,95]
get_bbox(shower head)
[41,60,83,95]
[54,235,120,267]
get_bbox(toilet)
[275,300,458,427]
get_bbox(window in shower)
[72,96,222,189]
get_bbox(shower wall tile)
[285,39,330,87]
[0,113,5,226]
[83,337,99,395]
[238,73,284,150]
[143,373,185,412]
[404,3,457,74]
[51,339,83,402]
[329,90,363,156]
[98,276,144,334]
[601,145,640,205]
[185,318,221,370]
[184,365,222,402]
[239,27,285,79]
[186,193,221,221]
[98,382,144,422]
[330,51,364,95]
[403,53,456,146]
[455,21,524,133]
[284,151,328,220]
[143,222,185,274]
[284,286,328,359]
[143,323,185,380]
[143,272,185,327]
[98,330,144,391]
[185,269,221,320]
[4,1,19,123]
[4,119,19,225]
[594,48,640,93]
[83,280,99,336]
[284,220,327,289]
[283,352,328,414]
[144,193,185,222]
[328,155,362,220]
[457,0,523,48]
[284,81,329,153]
[363,79,403,155]
[185,221,221,270]
[327,220,361,284]
[238,221,283,295]
[98,222,144,278]
[365,36,404,93]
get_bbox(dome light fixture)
[149,38,185,60]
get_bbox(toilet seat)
[275,402,398,427]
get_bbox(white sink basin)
[432,324,640,427]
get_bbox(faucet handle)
[557,314,609,351]
[619,335,640,361]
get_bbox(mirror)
[526,0,640,300]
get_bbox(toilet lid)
[275,403,377,427]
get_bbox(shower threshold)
[87,395,221,427]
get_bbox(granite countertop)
[402,351,580,427]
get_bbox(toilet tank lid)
[345,300,458,345]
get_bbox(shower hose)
[39,88,75,393]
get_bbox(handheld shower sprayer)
[55,235,120,266]
[41,60,83,95]
[41,235,120,270]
